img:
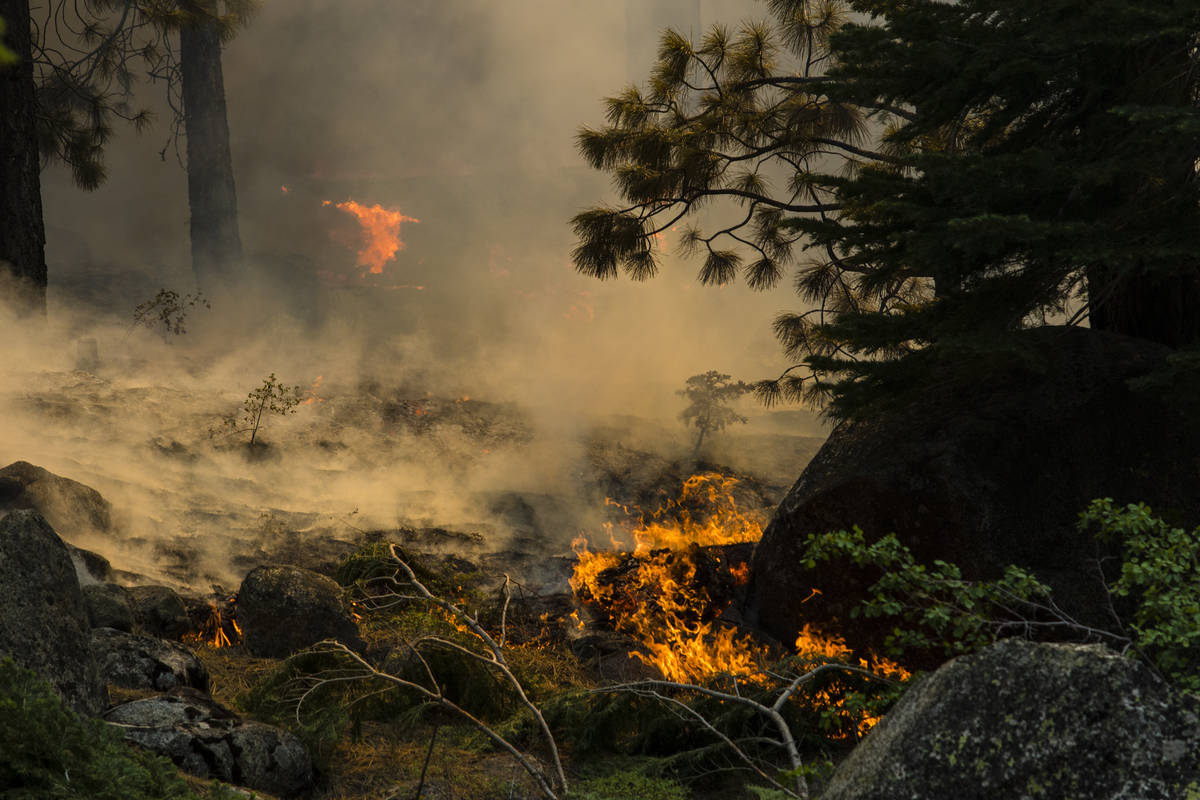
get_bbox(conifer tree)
[0,0,252,313]
[573,0,1200,417]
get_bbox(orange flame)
[571,474,769,684]
[186,601,242,649]
[571,473,909,734]
[302,375,324,405]
[325,199,419,275]
[605,472,765,553]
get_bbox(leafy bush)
[221,373,302,446]
[0,656,238,799]
[1081,499,1200,692]
[131,289,209,337]
[800,526,1057,658]
[801,498,1200,693]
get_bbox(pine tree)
[0,0,253,313]
[677,370,750,456]
[572,0,1200,418]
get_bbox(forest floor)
[1,348,837,799]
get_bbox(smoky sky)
[37,0,806,419]
[4,0,832,591]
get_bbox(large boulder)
[237,564,364,657]
[82,582,134,631]
[0,510,107,715]
[104,690,313,797]
[127,584,192,639]
[821,640,1200,799]
[91,627,209,692]
[744,328,1200,653]
[0,460,113,535]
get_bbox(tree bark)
[180,0,241,291]
[0,0,47,314]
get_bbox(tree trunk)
[0,0,47,314]
[180,0,241,291]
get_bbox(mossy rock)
[821,639,1200,800]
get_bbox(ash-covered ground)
[0,308,826,597]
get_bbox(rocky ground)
[0,358,827,799]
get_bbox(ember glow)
[324,199,420,275]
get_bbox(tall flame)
[571,473,769,684]
[324,199,419,275]
[571,472,909,735]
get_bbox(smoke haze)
[5,0,826,591]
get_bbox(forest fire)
[570,473,768,683]
[324,199,420,275]
[571,473,908,733]
[187,599,243,649]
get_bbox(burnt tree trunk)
[180,0,241,291]
[0,0,47,314]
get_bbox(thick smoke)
[7,0,825,591]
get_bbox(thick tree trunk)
[0,0,47,314]
[180,1,241,291]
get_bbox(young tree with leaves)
[678,370,751,456]
[573,0,1200,418]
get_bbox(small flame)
[280,185,289,193]
[325,199,419,275]
[302,375,324,405]
[186,600,242,649]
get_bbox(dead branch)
[592,661,904,799]
[292,545,567,798]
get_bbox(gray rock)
[821,640,1200,800]
[91,627,208,692]
[0,510,107,715]
[83,582,134,631]
[67,543,113,585]
[104,690,313,797]
[745,328,1200,657]
[127,584,191,639]
[0,460,113,535]
[238,564,363,658]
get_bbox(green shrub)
[800,525,1055,658]
[1080,499,1200,692]
[0,656,238,799]
[570,769,689,800]
[801,498,1200,693]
